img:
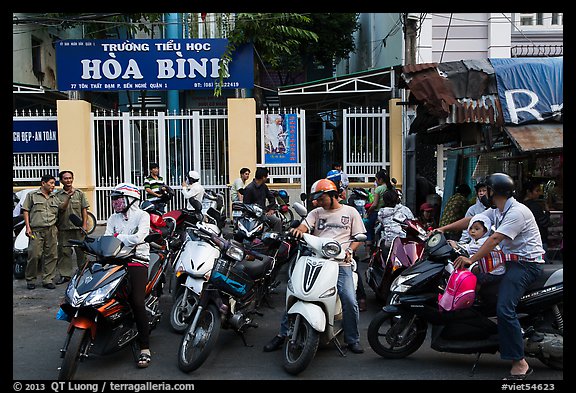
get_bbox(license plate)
[354,200,365,207]
[232,210,242,218]
[202,201,212,209]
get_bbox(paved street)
[12,224,563,384]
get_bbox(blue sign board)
[13,119,59,153]
[56,39,253,91]
[264,114,298,164]
[490,57,563,125]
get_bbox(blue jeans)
[365,211,378,242]
[497,260,543,361]
[279,265,361,345]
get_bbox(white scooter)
[282,202,367,375]
[13,220,28,279]
[169,199,223,333]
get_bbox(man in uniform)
[55,170,90,285]
[22,174,72,289]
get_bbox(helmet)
[110,183,140,213]
[110,182,141,200]
[474,181,487,192]
[420,202,434,212]
[188,170,200,182]
[310,179,338,200]
[278,189,288,199]
[485,173,515,198]
[326,169,341,183]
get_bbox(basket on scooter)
[209,259,254,298]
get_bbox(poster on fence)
[264,113,298,164]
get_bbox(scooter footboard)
[288,302,326,332]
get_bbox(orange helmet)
[310,179,338,200]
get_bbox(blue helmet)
[278,189,288,199]
[326,169,341,183]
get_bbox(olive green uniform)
[56,188,90,277]
[22,189,68,285]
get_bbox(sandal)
[137,351,151,368]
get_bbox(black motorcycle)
[367,230,563,373]
[177,223,278,373]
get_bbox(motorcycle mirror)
[69,213,84,227]
[300,192,307,202]
[292,202,308,217]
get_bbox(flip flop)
[502,367,533,380]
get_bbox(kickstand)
[469,353,481,377]
[332,336,347,357]
[237,331,253,348]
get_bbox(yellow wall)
[389,98,403,188]
[56,100,96,210]
[227,98,257,186]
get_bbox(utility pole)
[403,13,419,214]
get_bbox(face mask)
[479,194,495,209]
[112,197,127,213]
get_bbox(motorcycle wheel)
[178,303,221,373]
[367,310,427,359]
[536,303,563,370]
[85,212,97,235]
[58,327,90,381]
[170,291,200,333]
[283,316,320,375]
[13,254,26,279]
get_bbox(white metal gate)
[92,108,229,221]
[343,107,389,182]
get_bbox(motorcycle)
[367,230,563,373]
[13,216,28,279]
[272,189,294,231]
[347,187,371,217]
[281,202,367,376]
[56,214,167,380]
[201,189,227,229]
[146,183,175,214]
[177,222,277,373]
[232,202,279,244]
[365,217,427,303]
[169,199,224,333]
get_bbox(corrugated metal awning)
[504,123,563,153]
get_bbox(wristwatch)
[345,247,354,254]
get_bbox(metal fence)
[14,106,390,221]
[92,108,229,221]
[343,107,390,182]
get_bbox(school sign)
[56,39,254,91]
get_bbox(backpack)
[438,269,477,312]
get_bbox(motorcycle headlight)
[83,277,123,307]
[226,244,245,262]
[321,241,341,258]
[390,273,418,293]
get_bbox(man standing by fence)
[55,170,90,285]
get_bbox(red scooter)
[365,218,428,303]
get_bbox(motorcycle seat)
[238,255,274,279]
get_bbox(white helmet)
[110,183,141,200]
[188,170,200,182]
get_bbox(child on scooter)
[448,214,505,291]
